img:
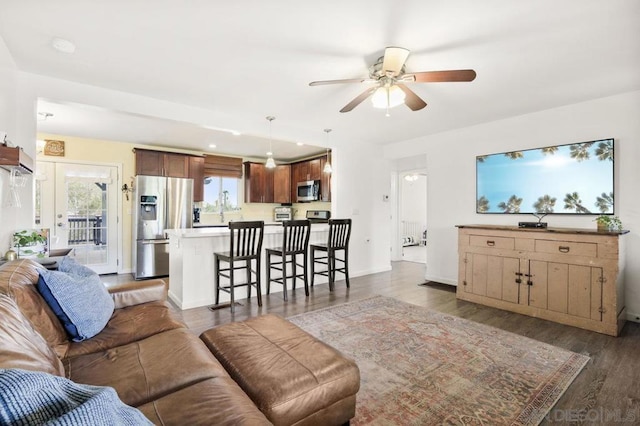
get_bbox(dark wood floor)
[105,261,640,425]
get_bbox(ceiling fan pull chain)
[386,88,391,117]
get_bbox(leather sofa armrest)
[107,279,168,309]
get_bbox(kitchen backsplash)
[198,201,331,225]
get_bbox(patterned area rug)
[288,296,589,425]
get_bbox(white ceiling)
[1,1,639,159]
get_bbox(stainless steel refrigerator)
[133,175,193,279]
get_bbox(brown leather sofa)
[0,259,359,425]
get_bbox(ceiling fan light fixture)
[371,85,405,109]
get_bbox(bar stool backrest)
[229,221,264,259]
[281,220,311,253]
[327,219,351,249]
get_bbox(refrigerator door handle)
[141,239,170,245]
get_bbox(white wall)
[384,90,640,319]
[332,141,392,277]
[0,36,19,252]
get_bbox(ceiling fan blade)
[396,84,427,111]
[309,78,375,86]
[406,69,477,83]
[382,47,410,76]
[339,87,377,113]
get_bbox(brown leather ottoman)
[200,314,360,426]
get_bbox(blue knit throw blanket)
[0,369,152,425]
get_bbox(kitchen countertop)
[192,222,282,228]
[168,223,329,238]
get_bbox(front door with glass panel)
[37,161,118,274]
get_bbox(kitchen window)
[202,177,241,213]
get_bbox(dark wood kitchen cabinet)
[319,156,331,202]
[189,156,205,202]
[135,149,190,178]
[244,162,274,203]
[273,164,291,203]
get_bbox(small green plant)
[13,230,47,257]
[594,215,623,231]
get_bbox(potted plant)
[594,215,623,231]
[13,230,48,258]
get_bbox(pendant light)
[323,129,333,174]
[265,116,276,169]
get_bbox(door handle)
[57,222,65,227]
[141,240,169,245]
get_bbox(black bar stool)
[214,221,264,313]
[310,218,352,291]
[266,220,311,300]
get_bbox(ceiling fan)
[309,46,476,115]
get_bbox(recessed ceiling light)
[51,37,76,54]
[209,144,217,148]
[231,131,241,136]
[296,142,304,146]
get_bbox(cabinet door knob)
[486,240,495,247]
[558,246,570,253]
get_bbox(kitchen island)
[166,224,329,309]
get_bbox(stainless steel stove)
[306,210,331,223]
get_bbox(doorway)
[399,171,427,264]
[36,161,119,274]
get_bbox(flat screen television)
[476,138,614,215]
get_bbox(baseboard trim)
[425,274,457,286]
[352,265,392,278]
[626,311,640,323]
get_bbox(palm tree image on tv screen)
[476,139,614,215]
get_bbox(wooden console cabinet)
[457,225,628,336]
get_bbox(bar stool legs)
[213,221,264,313]
[310,219,352,291]
[266,220,311,301]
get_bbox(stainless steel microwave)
[297,180,320,202]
